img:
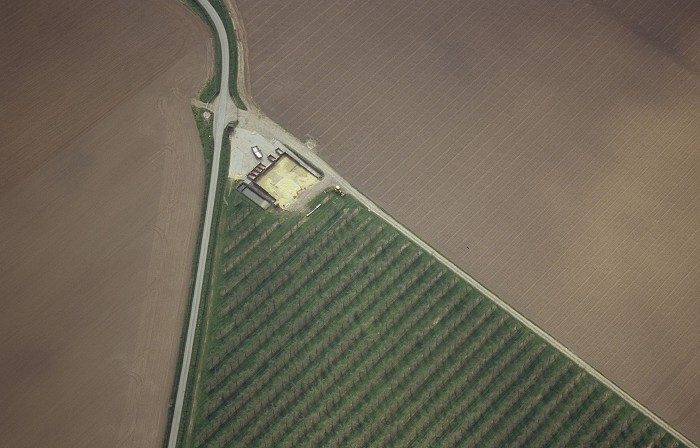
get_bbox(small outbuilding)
[237,182,275,210]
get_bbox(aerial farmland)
[0,0,211,446]
[235,0,700,443]
[3,0,698,445]
[175,185,683,446]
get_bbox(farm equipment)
[333,185,346,197]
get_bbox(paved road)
[166,0,231,446]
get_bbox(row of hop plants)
[450,338,546,446]
[222,221,279,273]
[355,296,491,447]
[204,216,389,408]
[287,268,475,447]
[201,262,374,448]
[377,313,511,443]
[221,214,266,255]
[475,355,572,447]
[509,369,588,446]
[247,238,422,444]
[197,214,400,444]
[398,312,517,445]
[317,277,462,445]
[548,389,615,447]
[223,205,358,298]
[383,301,669,448]
[218,206,358,315]
[580,400,630,446]
[394,307,510,444]
[566,397,625,447]
[429,326,536,446]
[378,301,515,447]
[525,379,599,446]
[340,304,498,448]
[217,205,352,297]
[222,202,251,232]
[234,250,442,446]
[205,242,365,413]
[194,201,344,443]
[318,286,479,447]
[205,211,378,385]
[225,206,314,273]
[600,414,668,448]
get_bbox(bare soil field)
[235,0,700,442]
[593,0,700,70]
[0,1,210,447]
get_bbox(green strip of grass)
[184,0,246,109]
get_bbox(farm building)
[237,181,275,210]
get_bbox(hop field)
[181,185,682,447]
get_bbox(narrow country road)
[166,0,231,446]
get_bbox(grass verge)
[184,0,246,109]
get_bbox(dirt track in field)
[0,1,210,446]
[235,0,700,442]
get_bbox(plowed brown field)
[235,0,700,442]
[0,1,210,447]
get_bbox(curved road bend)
[167,0,230,446]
